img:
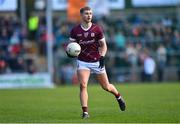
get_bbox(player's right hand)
[66,51,76,58]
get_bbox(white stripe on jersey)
[99,37,105,42]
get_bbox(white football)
[66,42,81,57]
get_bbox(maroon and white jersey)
[70,23,105,62]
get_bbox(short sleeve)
[96,25,105,41]
[70,28,76,41]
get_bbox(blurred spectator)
[28,14,39,40]
[10,32,20,45]
[114,30,126,51]
[0,28,9,52]
[7,52,25,73]
[0,59,6,74]
[172,30,180,49]
[126,42,138,67]
[26,59,36,74]
[38,29,47,55]
[156,44,167,81]
[142,51,156,82]
[0,49,7,74]
[55,24,69,46]
[162,17,172,27]
[59,63,75,85]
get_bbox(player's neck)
[81,22,92,30]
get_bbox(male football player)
[67,6,126,119]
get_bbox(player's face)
[81,10,92,23]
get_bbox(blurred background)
[0,0,180,88]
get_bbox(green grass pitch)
[0,83,180,123]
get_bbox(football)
[66,42,81,57]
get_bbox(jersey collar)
[80,23,92,31]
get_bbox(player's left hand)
[99,56,105,68]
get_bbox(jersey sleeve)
[69,28,76,41]
[96,25,105,41]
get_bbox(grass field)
[0,83,180,123]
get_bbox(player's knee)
[80,83,87,90]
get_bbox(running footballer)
[67,6,126,119]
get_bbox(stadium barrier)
[0,73,54,89]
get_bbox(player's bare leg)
[77,69,91,118]
[96,72,126,111]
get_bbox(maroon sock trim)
[115,93,121,98]
[82,106,88,113]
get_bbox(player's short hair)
[80,6,92,14]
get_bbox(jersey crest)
[84,32,89,38]
[91,33,95,37]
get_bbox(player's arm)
[62,28,76,49]
[62,38,76,58]
[99,38,107,57]
[63,37,76,49]
[64,27,77,58]
[62,38,75,51]
[98,38,107,68]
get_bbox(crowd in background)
[0,9,180,84]
[54,11,180,84]
[0,16,38,74]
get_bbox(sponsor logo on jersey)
[79,39,95,45]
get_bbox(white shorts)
[77,60,106,74]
